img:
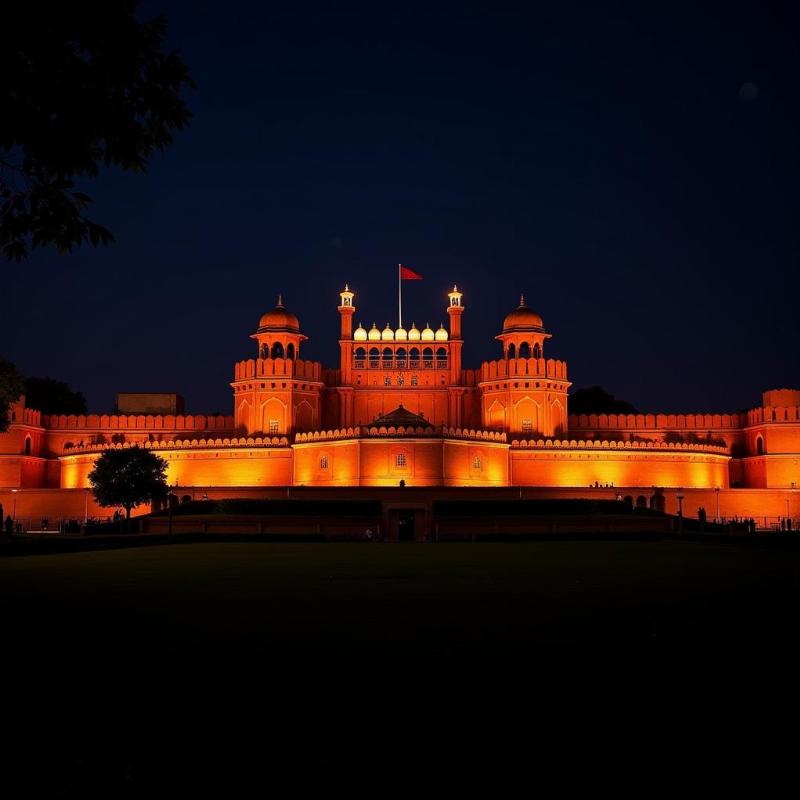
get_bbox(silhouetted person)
[698,507,706,524]
[4,515,12,535]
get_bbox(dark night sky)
[4,1,799,414]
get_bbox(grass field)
[1,540,796,793]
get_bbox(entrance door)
[397,510,416,542]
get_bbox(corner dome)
[434,324,448,341]
[258,295,300,331]
[354,323,367,341]
[502,295,543,332]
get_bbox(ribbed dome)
[408,323,420,341]
[502,295,543,332]
[434,324,449,341]
[421,323,435,342]
[395,326,407,341]
[367,323,381,341]
[381,323,394,341]
[258,296,300,331]
[354,323,367,341]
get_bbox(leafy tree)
[0,2,194,261]
[0,360,25,432]
[24,377,87,415]
[569,386,638,416]
[88,446,168,528]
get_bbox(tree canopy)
[569,386,639,416]
[0,360,25,432]
[0,2,193,261]
[88,446,168,522]
[24,377,87,416]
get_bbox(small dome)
[258,295,300,331]
[354,323,367,341]
[408,323,420,341]
[421,323,435,342]
[395,325,407,341]
[381,323,394,341]
[435,324,449,341]
[367,323,381,341]
[502,295,543,332]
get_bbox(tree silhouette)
[24,377,87,415]
[88,446,168,529]
[0,360,25,432]
[1,2,194,261]
[569,386,638,416]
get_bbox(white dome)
[354,323,367,341]
[367,323,381,341]
[395,326,407,340]
[421,323,435,342]
[381,323,394,341]
[408,323,420,341]
[435,324,449,341]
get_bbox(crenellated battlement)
[569,412,746,430]
[479,357,568,382]
[42,413,234,431]
[60,435,290,455]
[294,426,507,443]
[510,437,728,454]
[745,405,800,425]
[233,357,323,382]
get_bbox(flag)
[399,265,423,280]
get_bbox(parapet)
[568,412,745,430]
[42,413,235,431]
[480,357,568,382]
[510,437,728,454]
[233,357,323,382]
[61,436,290,454]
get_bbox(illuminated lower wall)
[742,455,800,488]
[510,449,730,489]
[60,447,293,489]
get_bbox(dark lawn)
[0,541,796,793]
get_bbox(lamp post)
[676,488,685,533]
[715,486,720,524]
[11,489,19,525]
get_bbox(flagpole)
[398,263,402,329]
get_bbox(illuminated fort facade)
[1,286,798,521]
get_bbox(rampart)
[233,357,323,382]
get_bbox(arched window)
[286,343,295,360]
[355,347,366,367]
[369,347,380,367]
[409,347,420,367]
[756,435,764,456]
[24,436,31,455]
[533,343,542,359]
[260,343,268,359]
[422,347,433,368]
[382,347,393,368]
[270,342,284,359]
[507,342,516,359]
[436,347,447,368]
[518,342,531,359]
[396,348,407,368]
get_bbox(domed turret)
[368,323,381,341]
[421,323,435,342]
[435,324,448,341]
[381,323,395,341]
[354,323,367,341]
[502,295,543,332]
[258,295,300,332]
[408,323,420,341]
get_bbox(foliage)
[88,446,168,521]
[569,386,638,416]
[0,2,194,261]
[24,377,87,415]
[0,360,25,432]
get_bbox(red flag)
[399,265,423,280]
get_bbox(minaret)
[447,285,464,384]
[338,283,356,386]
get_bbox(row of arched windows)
[259,342,296,359]
[354,346,447,368]
[507,342,542,359]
